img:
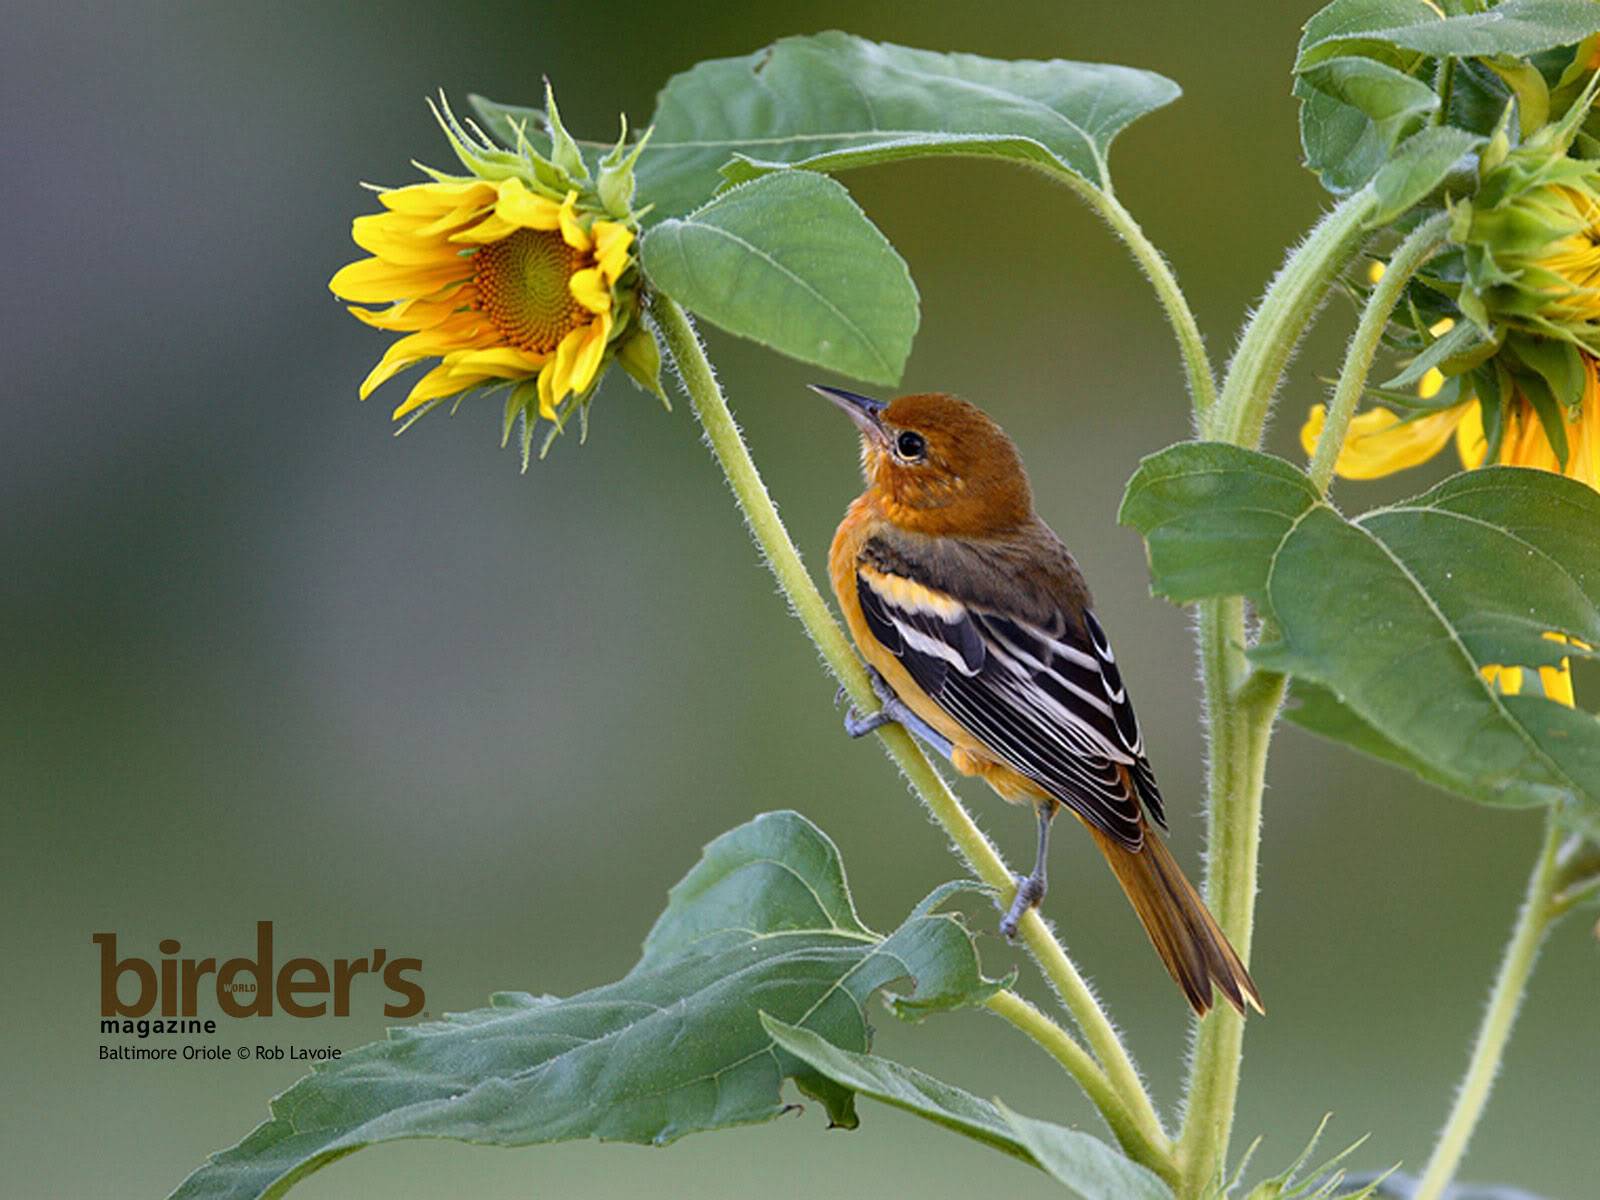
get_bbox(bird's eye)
[895,430,927,461]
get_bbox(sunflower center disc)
[474,229,588,354]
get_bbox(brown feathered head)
[813,387,1035,534]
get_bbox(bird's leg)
[1000,802,1056,938]
[842,668,954,763]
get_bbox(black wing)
[857,569,1165,849]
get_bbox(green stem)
[1215,189,1379,446]
[986,990,1175,1181]
[1310,212,1451,494]
[651,291,1171,1168]
[1064,176,1219,426]
[1177,187,1378,1198]
[1434,57,1457,126]
[1176,606,1286,1199]
[1413,814,1567,1200]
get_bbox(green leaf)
[1296,55,1446,195]
[1299,0,1600,63]
[473,32,1180,218]
[1121,446,1600,819]
[1286,678,1468,794]
[1297,0,1440,71]
[1367,125,1485,226]
[999,1106,1175,1200]
[169,812,1002,1200]
[640,171,919,385]
[760,1016,1034,1163]
[1297,80,1398,193]
[762,1017,1172,1200]
[1300,56,1441,126]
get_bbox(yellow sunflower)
[330,176,635,426]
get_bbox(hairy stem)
[1413,815,1567,1200]
[1065,176,1220,426]
[1177,187,1378,1197]
[1215,189,1379,446]
[987,990,1175,1180]
[1310,211,1452,494]
[652,292,1172,1168]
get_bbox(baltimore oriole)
[818,385,1263,1017]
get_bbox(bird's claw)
[841,669,902,738]
[843,704,894,739]
[998,873,1047,939]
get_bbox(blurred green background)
[4,1,1595,1196]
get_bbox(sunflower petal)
[495,177,562,232]
[393,362,484,419]
[1302,403,1466,480]
[1483,664,1525,695]
[537,360,559,420]
[593,221,634,280]
[568,268,611,315]
[330,256,470,304]
[377,179,496,215]
[558,192,592,252]
[566,314,611,395]
[449,346,548,378]
[1454,398,1489,469]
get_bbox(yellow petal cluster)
[329,177,635,422]
[1301,348,1600,490]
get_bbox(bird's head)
[812,386,1034,535]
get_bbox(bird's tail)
[1088,824,1264,1017]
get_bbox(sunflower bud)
[1454,83,1600,353]
[328,89,663,468]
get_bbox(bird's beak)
[810,384,889,445]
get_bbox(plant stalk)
[1215,189,1379,445]
[986,990,1176,1181]
[1412,814,1567,1200]
[1177,187,1378,1197]
[652,291,1172,1168]
[1064,176,1220,427]
[1310,211,1452,494]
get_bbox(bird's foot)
[843,705,894,738]
[998,872,1047,939]
[842,669,902,738]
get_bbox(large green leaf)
[472,32,1180,219]
[1299,0,1600,64]
[169,812,1002,1200]
[640,171,919,385]
[1120,446,1600,820]
[763,1017,1173,1200]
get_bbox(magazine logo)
[94,921,424,1029]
